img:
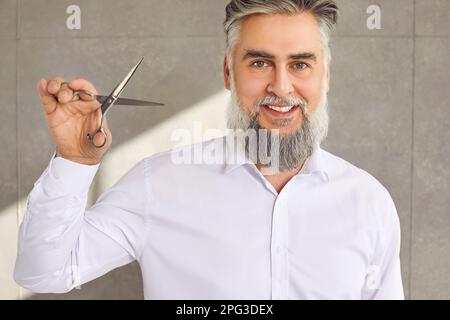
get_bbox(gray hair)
[224,0,338,68]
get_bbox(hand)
[38,77,112,165]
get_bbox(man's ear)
[223,55,231,91]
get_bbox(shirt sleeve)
[14,154,150,294]
[361,191,405,300]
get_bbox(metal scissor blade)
[101,57,145,114]
[96,95,164,106]
[112,57,144,98]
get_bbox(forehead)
[237,13,322,58]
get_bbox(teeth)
[267,105,294,113]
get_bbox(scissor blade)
[112,57,144,98]
[96,95,164,107]
[101,57,145,114]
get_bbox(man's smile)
[261,104,301,119]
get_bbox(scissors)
[67,57,164,148]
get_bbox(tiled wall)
[0,0,448,299]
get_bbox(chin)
[259,120,303,136]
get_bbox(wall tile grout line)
[10,35,418,40]
[408,0,416,301]
[13,35,450,41]
[16,0,22,301]
[15,35,227,40]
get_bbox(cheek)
[234,74,268,108]
[294,77,324,108]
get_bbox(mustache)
[255,96,308,113]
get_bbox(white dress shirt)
[14,136,404,299]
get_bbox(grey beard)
[226,88,329,172]
[247,114,316,172]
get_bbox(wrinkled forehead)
[236,13,324,60]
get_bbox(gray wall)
[0,0,448,300]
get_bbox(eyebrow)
[242,50,317,63]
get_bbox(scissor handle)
[87,127,107,148]
[73,89,97,101]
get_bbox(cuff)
[37,151,100,196]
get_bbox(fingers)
[39,76,101,115]
[68,79,98,95]
[47,77,65,95]
[37,79,57,114]
[46,77,98,103]
[56,82,75,104]
[76,91,96,102]
[65,99,101,116]
[45,77,74,104]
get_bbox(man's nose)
[266,67,294,98]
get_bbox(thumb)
[100,117,113,148]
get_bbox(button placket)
[270,188,290,299]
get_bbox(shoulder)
[320,148,399,227]
[321,149,391,198]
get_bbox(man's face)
[224,12,330,136]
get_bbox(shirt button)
[53,172,59,179]
[276,247,282,254]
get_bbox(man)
[14,0,404,299]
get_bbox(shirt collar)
[223,134,253,174]
[223,134,330,181]
[297,144,330,182]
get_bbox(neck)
[256,161,306,194]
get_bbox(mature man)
[14,0,404,299]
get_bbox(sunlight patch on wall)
[99,89,230,191]
[0,202,19,299]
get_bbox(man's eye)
[293,63,308,70]
[251,61,268,68]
